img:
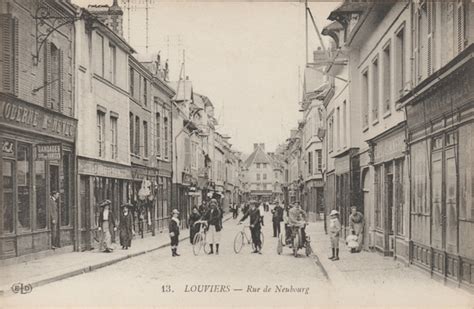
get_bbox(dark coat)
[169,218,180,237]
[206,208,222,231]
[240,208,261,229]
[119,212,133,247]
[272,205,284,223]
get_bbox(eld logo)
[11,283,33,294]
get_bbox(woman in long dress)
[119,204,134,249]
[98,200,116,253]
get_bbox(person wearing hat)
[205,199,222,255]
[98,200,117,253]
[49,190,60,249]
[169,209,181,256]
[188,206,201,244]
[328,209,342,261]
[271,200,284,238]
[239,200,262,254]
[119,203,134,250]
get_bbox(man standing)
[271,201,283,237]
[49,191,60,249]
[239,201,262,254]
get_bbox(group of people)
[172,198,224,257]
[97,200,136,253]
[328,206,365,261]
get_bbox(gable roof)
[244,145,273,169]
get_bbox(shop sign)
[0,97,76,142]
[2,140,15,157]
[35,143,62,160]
[78,159,132,179]
[374,131,405,164]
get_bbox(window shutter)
[457,1,465,53]
[44,41,52,108]
[59,49,64,113]
[0,14,13,93]
[13,17,19,96]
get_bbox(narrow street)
[3,211,331,307]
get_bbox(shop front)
[0,95,77,259]
[368,123,407,258]
[77,158,130,251]
[402,46,474,291]
[156,160,172,232]
[304,179,324,222]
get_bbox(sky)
[73,0,340,154]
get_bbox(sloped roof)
[169,80,193,102]
[244,145,273,169]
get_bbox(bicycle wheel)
[277,235,283,255]
[203,235,210,254]
[293,232,299,257]
[193,233,202,256]
[234,232,245,254]
[305,242,312,257]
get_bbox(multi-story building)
[74,6,135,250]
[0,0,77,258]
[324,0,474,291]
[300,55,327,221]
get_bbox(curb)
[1,215,232,297]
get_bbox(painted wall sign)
[35,143,62,160]
[0,97,77,142]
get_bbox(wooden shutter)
[456,0,465,53]
[59,49,64,113]
[44,41,52,108]
[13,17,19,96]
[0,14,13,93]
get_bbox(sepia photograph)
[0,0,474,307]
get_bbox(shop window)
[375,165,382,229]
[35,161,47,229]
[17,143,31,230]
[2,159,14,233]
[395,160,404,236]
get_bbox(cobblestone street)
[3,211,473,307]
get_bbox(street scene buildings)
[1,0,474,306]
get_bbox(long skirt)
[100,221,112,251]
[208,225,221,244]
[120,227,132,248]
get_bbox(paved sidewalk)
[0,215,232,297]
[307,221,474,307]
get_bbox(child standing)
[169,209,180,257]
[346,230,359,253]
[328,209,341,261]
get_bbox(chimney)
[253,143,259,151]
[88,0,124,37]
[259,143,265,151]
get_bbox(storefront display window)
[35,161,47,229]
[17,143,31,230]
[2,160,14,233]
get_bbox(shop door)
[385,164,394,253]
[431,134,458,253]
[49,164,60,243]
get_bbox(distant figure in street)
[205,199,222,255]
[328,209,341,261]
[119,203,134,250]
[349,206,365,252]
[258,203,265,226]
[189,206,201,244]
[239,201,262,254]
[271,201,284,237]
[169,209,181,256]
[98,200,117,253]
[49,191,60,249]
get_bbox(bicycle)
[192,220,210,256]
[233,224,264,254]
